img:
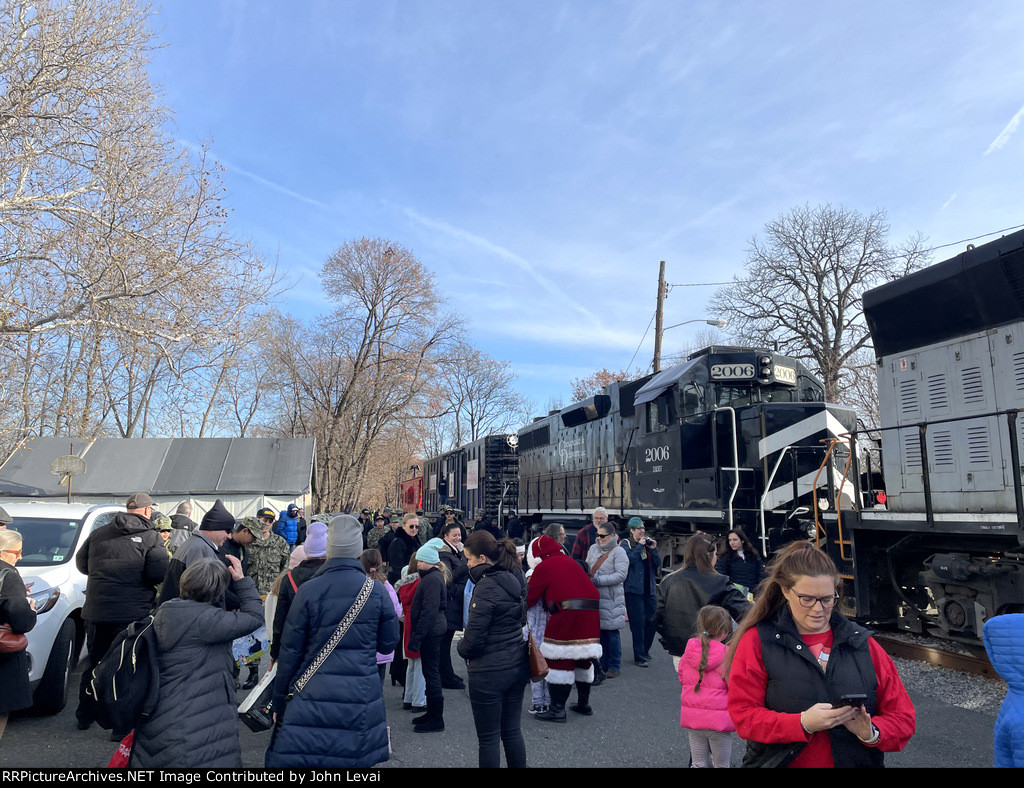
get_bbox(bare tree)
[708,204,929,401]
[569,368,645,401]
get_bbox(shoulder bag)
[0,567,29,653]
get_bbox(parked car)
[3,501,125,713]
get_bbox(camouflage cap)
[238,516,263,537]
[151,513,173,532]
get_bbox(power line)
[664,221,1024,290]
[627,310,657,372]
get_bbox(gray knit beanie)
[326,514,363,559]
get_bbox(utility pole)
[652,260,666,373]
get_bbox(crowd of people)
[0,497,931,768]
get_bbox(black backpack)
[87,615,160,732]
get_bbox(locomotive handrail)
[839,406,1024,537]
[714,406,739,529]
[812,437,854,563]
[759,444,799,557]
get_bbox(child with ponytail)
[679,605,735,767]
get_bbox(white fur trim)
[546,668,576,685]
[574,664,595,683]
[540,641,603,661]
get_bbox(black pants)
[419,633,445,704]
[76,621,128,725]
[440,629,461,684]
[468,664,528,768]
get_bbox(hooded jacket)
[983,613,1024,767]
[408,566,447,653]
[678,637,734,732]
[131,577,263,768]
[266,558,400,769]
[274,509,300,546]
[158,531,220,605]
[76,512,168,624]
[586,536,628,630]
[457,562,527,674]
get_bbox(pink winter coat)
[678,637,735,732]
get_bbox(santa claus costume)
[526,535,602,722]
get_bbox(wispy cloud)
[403,208,599,324]
[178,139,334,211]
[941,193,957,210]
[985,104,1024,155]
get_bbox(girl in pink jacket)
[679,605,735,768]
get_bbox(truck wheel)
[33,618,77,714]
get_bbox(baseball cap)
[257,507,276,521]
[127,492,154,509]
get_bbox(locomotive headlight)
[759,355,771,364]
[760,365,772,377]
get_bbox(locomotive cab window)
[680,382,706,417]
[646,392,676,432]
[716,385,752,408]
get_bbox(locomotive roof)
[863,227,1024,358]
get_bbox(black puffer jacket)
[0,560,36,714]
[131,577,263,768]
[438,542,469,631]
[270,557,327,660]
[76,512,168,624]
[653,566,751,656]
[457,562,527,673]
[408,566,446,653]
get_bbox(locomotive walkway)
[1,642,998,769]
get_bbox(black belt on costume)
[551,598,600,613]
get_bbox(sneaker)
[634,659,649,668]
[604,670,620,678]
[528,704,548,715]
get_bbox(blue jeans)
[599,629,621,672]
[467,664,529,768]
[625,593,657,661]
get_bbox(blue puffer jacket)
[266,558,400,769]
[274,510,299,546]
[983,614,1024,767]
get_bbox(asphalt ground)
[0,639,998,770]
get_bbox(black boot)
[414,696,445,732]
[591,658,606,686]
[242,665,259,690]
[570,681,593,715]
[535,683,569,723]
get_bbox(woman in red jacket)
[725,541,915,768]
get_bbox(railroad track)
[874,634,998,679]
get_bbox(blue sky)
[148,1,1024,411]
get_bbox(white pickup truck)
[4,501,126,713]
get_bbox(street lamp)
[653,318,727,372]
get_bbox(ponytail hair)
[682,533,718,575]
[692,605,732,693]
[359,548,386,584]
[464,531,520,573]
[724,541,841,677]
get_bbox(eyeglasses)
[1,548,22,558]
[792,592,839,610]
[407,525,419,530]
[596,532,612,540]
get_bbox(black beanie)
[200,499,235,532]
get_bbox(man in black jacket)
[159,500,236,605]
[74,492,168,736]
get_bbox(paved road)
[1,641,997,769]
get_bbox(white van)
[3,501,125,713]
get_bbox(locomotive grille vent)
[519,424,550,452]
[966,425,991,465]
[1015,352,1024,394]
[898,379,920,418]
[999,248,1024,311]
[902,431,922,468]
[927,374,949,412]
[932,430,955,467]
[961,366,985,405]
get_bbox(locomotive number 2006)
[711,363,755,379]
[645,446,671,464]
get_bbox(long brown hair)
[724,541,841,677]
[693,605,732,693]
[683,533,718,575]
[464,531,520,573]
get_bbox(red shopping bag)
[106,731,133,768]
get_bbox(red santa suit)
[526,536,602,684]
